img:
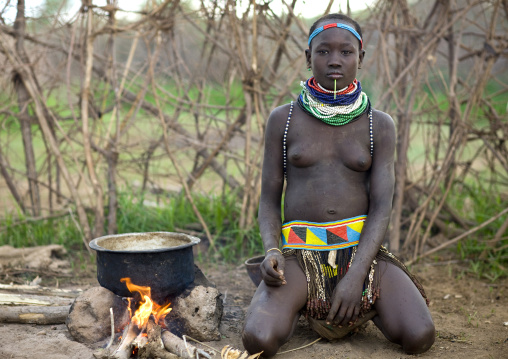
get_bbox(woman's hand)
[260,251,286,286]
[326,272,364,327]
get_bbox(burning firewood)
[136,317,178,359]
[112,321,141,359]
[95,278,214,359]
[221,345,262,359]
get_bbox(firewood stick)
[105,308,115,350]
[0,305,70,324]
[146,316,161,343]
[132,328,148,349]
[137,318,179,359]
[162,330,211,359]
[0,283,82,297]
[0,292,72,306]
[112,322,139,359]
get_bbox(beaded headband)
[308,23,363,49]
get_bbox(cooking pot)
[89,232,200,300]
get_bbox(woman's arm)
[327,110,397,325]
[257,105,290,286]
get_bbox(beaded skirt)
[282,246,429,320]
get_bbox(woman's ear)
[358,49,365,69]
[305,48,311,69]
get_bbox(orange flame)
[121,278,172,329]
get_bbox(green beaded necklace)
[298,78,370,126]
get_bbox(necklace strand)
[298,77,369,126]
[317,82,349,94]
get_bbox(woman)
[242,13,435,357]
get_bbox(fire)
[121,277,172,329]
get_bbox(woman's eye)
[318,50,328,54]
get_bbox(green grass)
[0,189,263,266]
[0,210,83,248]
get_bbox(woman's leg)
[242,256,308,357]
[372,260,435,354]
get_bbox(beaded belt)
[281,215,367,251]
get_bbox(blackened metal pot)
[89,232,200,300]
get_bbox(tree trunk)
[13,0,40,216]
[81,1,104,238]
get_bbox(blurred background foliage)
[0,0,506,280]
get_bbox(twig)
[106,307,115,350]
[182,335,218,355]
[407,207,508,266]
[182,335,211,359]
[277,337,322,355]
[0,33,93,246]
[148,32,217,254]
[479,214,508,259]
[68,207,92,256]
[183,334,193,358]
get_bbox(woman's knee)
[401,319,435,354]
[242,322,281,358]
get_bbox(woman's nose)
[328,51,341,67]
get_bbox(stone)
[66,286,129,344]
[164,266,223,342]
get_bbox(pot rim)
[245,254,265,266]
[89,231,201,254]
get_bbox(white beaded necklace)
[301,86,366,118]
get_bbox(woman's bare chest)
[286,113,372,172]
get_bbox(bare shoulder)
[263,103,293,144]
[371,109,396,158]
[372,108,396,134]
[266,103,292,129]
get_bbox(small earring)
[307,68,311,71]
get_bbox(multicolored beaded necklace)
[297,77,370,126]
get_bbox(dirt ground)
[0,259,507,359]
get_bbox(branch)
[407,207,508,266]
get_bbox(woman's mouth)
[327,72,343,79]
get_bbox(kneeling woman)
[242,13,435,358]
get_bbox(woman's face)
[305,20,364,91]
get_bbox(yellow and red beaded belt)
[281,215,367,251]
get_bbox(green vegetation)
[1,210,83,249]
[448,182,508,282]
[116,189,262,261]
[0,190,264,266]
